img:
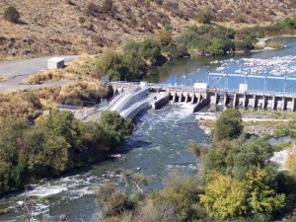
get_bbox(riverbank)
[196,110,295,137]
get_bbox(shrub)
[3,6,20,23]
[286,148,296,175]
[196,11,211,24]
[95,183,133,218]
[155,30,173,46]
[78,16,85,25]
[101,0,114,15]
[86,2,97,16]
[265,41,284,50]
[213,108,243,142]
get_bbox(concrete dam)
[107,80,296,120]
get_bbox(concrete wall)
[193,98,210,112]
[117,88,149,113]
[121,101,151,120]
[151,94,170,109]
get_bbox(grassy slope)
[0,0,295,61]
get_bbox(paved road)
[0,55,78,91]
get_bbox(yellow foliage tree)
[199,168,286,220]
[199,171,247,219]
[245,166,286,213]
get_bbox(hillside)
[0,0,295,61]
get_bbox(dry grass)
[23,70,76,84]
[0,80,108,119]
[0,88,58,119]
[0,0,295,61]
[23,54,103,84]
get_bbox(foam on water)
[215,55,296,77]
[22,184,68,197]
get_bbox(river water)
[1,37,296,221]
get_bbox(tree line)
[100,14,296,82]
[0,110,133,196]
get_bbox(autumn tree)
[199,168,286,220]
[199,171,247,219]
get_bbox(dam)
[106,73,296,120]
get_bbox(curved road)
[0,55,78,91]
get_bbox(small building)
[47,57,65,69]
[194,82,208,90]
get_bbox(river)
[1,37,296,221]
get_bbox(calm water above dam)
[147,37,296,93]
[1,37,296,221]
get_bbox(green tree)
[0,162,11,194]
[0,119,29,190]
[232,137,274,179]
[99,51,124,80]
[139,38,161,65]
[76,121,106,165]
[204,140,239,174]
[42,110,82,149]
[36,110,82,170]
[3,6,20,23]
[25,125,70,176]
[206,38,225,55]
[99,111,133,149]
[213,108,243,142]
[122,49,146,80]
